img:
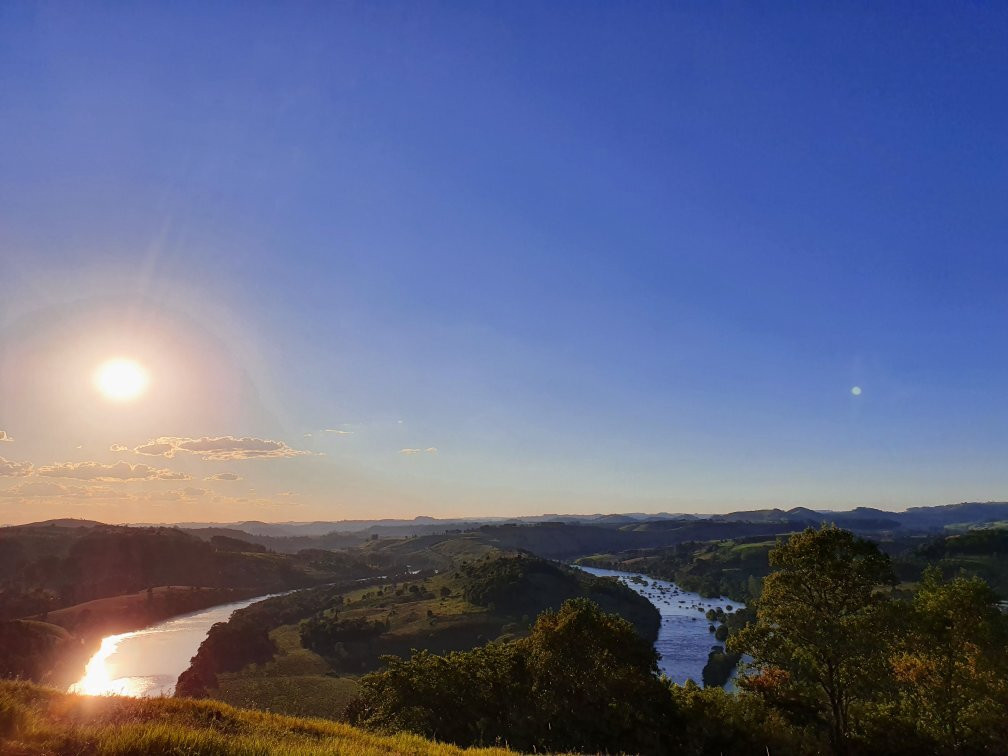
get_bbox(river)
[578,566,745,686]
[69,569,742,698]
[68,593,276,697]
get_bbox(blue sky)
[1,3,1007,521]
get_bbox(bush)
[349,598,678,753]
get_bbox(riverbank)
[39,585,263,638]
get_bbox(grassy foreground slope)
[0,681,516,756]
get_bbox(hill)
[0,522,384,622]
[0,680,515,755]
[176,550,659,718]
[148,501,1008,541]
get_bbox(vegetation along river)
[577,566,745,685]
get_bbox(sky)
[2,2,1007,524]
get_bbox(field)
[0,680,518,755]
[213,624,360,719]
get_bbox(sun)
[93,358,150,402]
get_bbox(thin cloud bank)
[206,472,242,481]
[0,480,209,503]
[0,480,129,499]
[324,429,353,435]
[36,461,192,482]
[0,431,12,442]
[0,456,34,477]
[131,436,309,461]
[400,447,438,455]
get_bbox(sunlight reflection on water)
[68,595,274,697]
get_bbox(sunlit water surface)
[69,594,275,697]
[577,566,745,685]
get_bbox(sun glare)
[69,633,136,696]
[94,358,149,402]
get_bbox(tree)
[348,598,677,752]
[730,526,895,754]
[522,598,677,753]
[890,567,1008,752]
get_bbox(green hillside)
[178,550,659,718]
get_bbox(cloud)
[0,481,258,511]
[205,472,241,481]
[399,447,438,456]
[0,457,33,477]
[324,429,353,435]
[0,431,12,442]
[133,441,176,456]
[131,436,310,461]
[0,480,129,499]
[0,480,65,497]
[109,444,129,452]
[36,461,191,482]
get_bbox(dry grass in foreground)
[0,680,519,755]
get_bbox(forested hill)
[0,522,385,622]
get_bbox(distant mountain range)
[122,500,1008,539]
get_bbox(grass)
[726,540,776,555]
[0,680,519,755]
[214,674,360,721]
[358,534,496,571]
[212,625,359,719]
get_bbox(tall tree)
[730,526,895,754]
[891,567,1008,752]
